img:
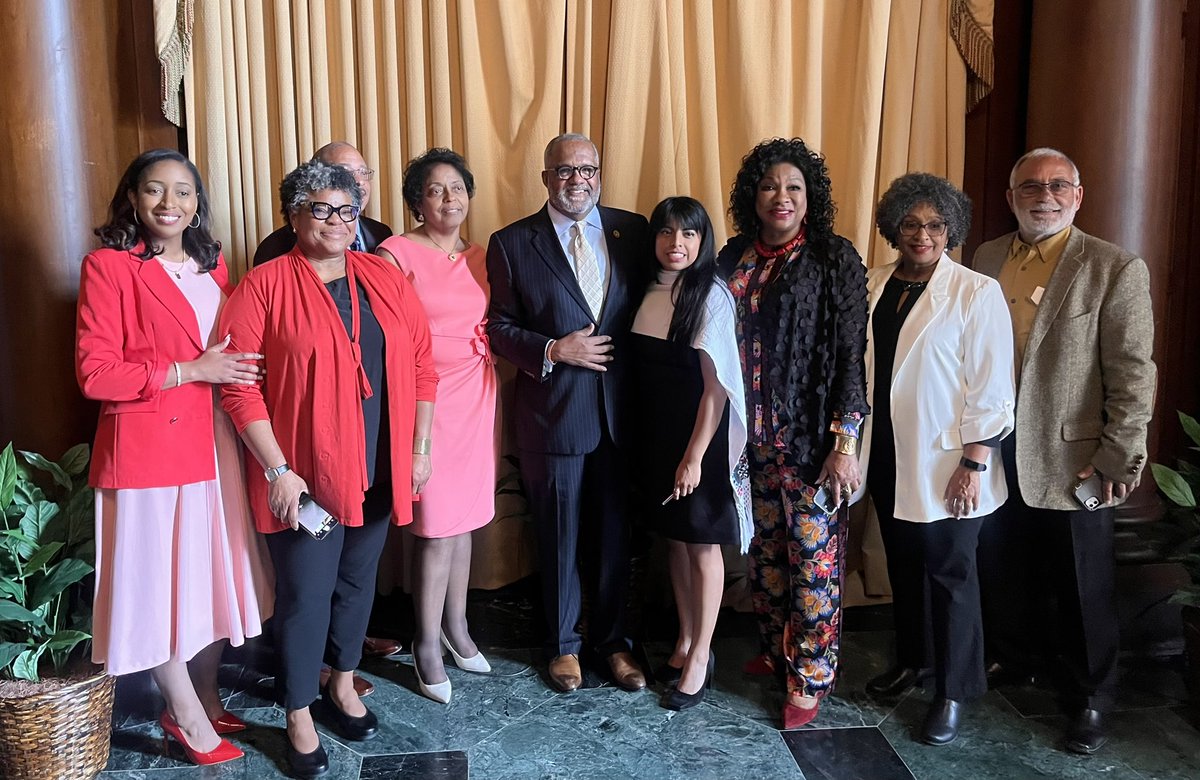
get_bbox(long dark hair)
[94,149,221,271]
[649,197,718,346]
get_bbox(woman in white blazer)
[855,173,1015,746]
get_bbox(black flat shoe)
[286,741,329,779]
[1064,708,1107,754]
[654,661,683,686]
[320,699,378,741]
[865,666,928,698]
[921,698,962,745]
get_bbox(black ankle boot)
[921,698,962,745]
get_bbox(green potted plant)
[1150,411,1200,706]
[0,442,115,779]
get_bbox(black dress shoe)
[320,699,378,741]
[921,698,962,745]
[661,654,715,711]
[286,741,329,779]
[1064,708,1107,754]
[865,666,927,698]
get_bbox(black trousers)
[520,425,630,659]
[977,434,1119,710]
[265,483,392,710]
[869,430,987,702]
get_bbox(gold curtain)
[181,0,991,594]
[185,0,988,274]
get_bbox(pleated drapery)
[180,0,990,275]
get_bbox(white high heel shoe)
[440,630,492,673]
[413,662,452,704]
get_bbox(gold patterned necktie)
[571,221,603,319]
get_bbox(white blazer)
[852,253,1016,522]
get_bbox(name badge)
[1030,286,1045,306]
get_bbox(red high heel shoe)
[210,710,248,734]
[743,654,777,676]
[782,698,821,729]
[160,712,244,765]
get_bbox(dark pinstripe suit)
[487,204,649,657]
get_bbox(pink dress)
[91,258,274,675]
[380,236,497,538]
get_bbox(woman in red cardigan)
[76,149,273,767]
[220,159,437,779]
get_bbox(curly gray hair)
[874,172,972,250]
[279,159,363,221]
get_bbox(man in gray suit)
[974,148,1156,755]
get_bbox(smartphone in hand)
[1072,474,1105,511]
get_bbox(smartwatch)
[959,457,987,472]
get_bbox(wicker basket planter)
[0,670,116,780]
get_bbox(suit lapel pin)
[612,229,621,239]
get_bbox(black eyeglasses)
[546,165,599,181]
[1014,179,1078,198]
[307,201,360,222]
[898,219,947,237]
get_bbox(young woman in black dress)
[630,197,751,710]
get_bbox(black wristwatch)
[959,457,987,472]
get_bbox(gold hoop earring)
[189,214,200,229]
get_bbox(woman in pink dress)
[378,148,497,704]
[76,149,274,766]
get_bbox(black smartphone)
[296,492,339,539]
[1072,474,1105,511]
[810,483,840,515]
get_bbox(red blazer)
[219,250,438,533]
[76,246,234,489]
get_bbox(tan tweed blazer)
[972,228,1156,511]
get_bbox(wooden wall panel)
[0,0,176,457]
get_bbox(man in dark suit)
[486,133,649,692]
[974,148,1156,755]
[252,141,393,266]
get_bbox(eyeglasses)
[898,219,947,237]
[347,166,375,181]
[1014,179,1078,198]
[307,201,360,222]
[547,165,599,181]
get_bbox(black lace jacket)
[718,233,870,482]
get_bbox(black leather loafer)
[286,741,329,779]
[1064,708,1107,754]
[321,700,378,741]
[921,698,962,745]
[865,666,928,698]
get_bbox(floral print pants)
[747,444,844,699]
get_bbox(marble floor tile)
[782,726,915,780]
[468,685,803,780]
[359,750,468,779]
[879,688,1148,780]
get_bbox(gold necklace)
[157,255,190,279]
[420,230,465,261]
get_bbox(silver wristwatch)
[264,463,291,482]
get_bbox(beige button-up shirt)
[996,225,1073,367]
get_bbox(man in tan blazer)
[973,148,1155,755]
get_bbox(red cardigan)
[76,247,234,489]
[219,250,438,533]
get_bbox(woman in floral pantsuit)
[718,138,870,729]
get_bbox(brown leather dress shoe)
[607,651,646,691]
[362,636,403,657]
[318,666,376,698]
[548,653,582,692]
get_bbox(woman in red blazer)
[76,149,274,766]
[220,159,437,779]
